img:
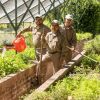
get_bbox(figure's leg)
[65,50,72,64]
[51,53,61,73]
[37,54,51,84]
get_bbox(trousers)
[37,52,62,84]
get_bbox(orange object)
[13,35,26,52]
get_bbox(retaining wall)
[0,64,36,100]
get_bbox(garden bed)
[0,32,92,79]
[0,48,35,79]
[0,32,95,100]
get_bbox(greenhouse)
[0,0,100,100]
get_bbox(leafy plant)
[84,35,100,54]
[25,74,100,100]
[0,48,35,78]
[24,32,33,47]
[76,32,92,41]
[0,56,26,78]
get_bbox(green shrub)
[18,48,35,64]
[0,56,26,78]
[25,74,100,100]
[46,0,100,33]
[84,35,100,54]
[49,74,100,100]
[76,32,92,41]
[81,53,100,68]
[78,0,100,33]
[0,48,35,78]
[24,32,33,47]
[31,92,50,100]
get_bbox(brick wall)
[0,64,37,100]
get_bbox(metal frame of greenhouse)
[0,0,66,35]
[0,0,91,35]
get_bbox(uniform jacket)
[32,24,50,48]
[45,30,68,57]
[61,25,77,47]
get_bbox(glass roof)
[0,0,64,23]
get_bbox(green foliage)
[59,75,100,100]
[27,74,100,100]
[75,35,100,71]
[46,0,100,33]
[24,32,33,47]
[78,0,100,33]
[0,45,3,48]
[49,83,68,100]
[44,18,51,27]
[5,48,35,64]
[0,24,7,29]
[70,75,100,100]
[65,0,99,33]
[84,35,100,54]
[0,56,26,78]
[31,92,50,100]
[81,53,100,69]
[76,32,92,41]
[19,48,35,64]
[0,48,35,78]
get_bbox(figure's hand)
[70,47,74,51]
[16,32,21,37]
[70,46,75,52]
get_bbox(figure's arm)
[71,28,77,49]
[17,26,32,37]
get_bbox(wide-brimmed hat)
[51,20,59,25]
[34,14,42,19]
[65,14,73,20]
